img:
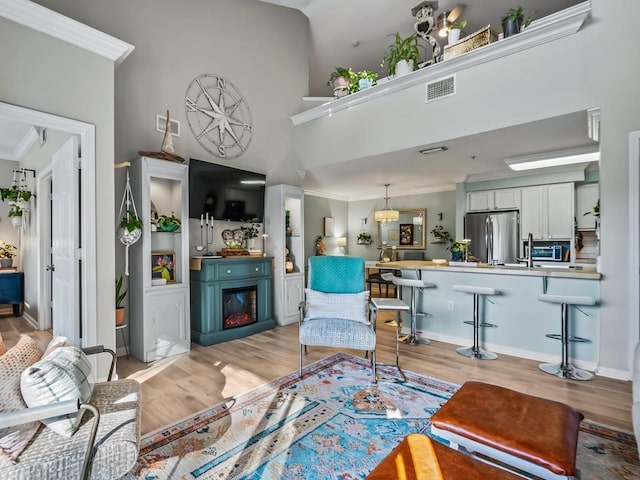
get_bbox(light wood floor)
[2,309,634,436]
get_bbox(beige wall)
[0,17,116,375]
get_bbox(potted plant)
[380,32,422,77]
[501,6,534,38]
[583,199,600,218]
[447,19,467,44]
[327,66,357,98]
[240,217,262,249]
[1,186,35,228]
[120,209,143,232]
[157,212,181,232]
[115,275,127,326]
[0,242,17,268]
[354,70,379,92]
[430,225,452,244]
[356,232,373,245]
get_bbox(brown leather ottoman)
[430,381,584,480]
[366,433,521,480]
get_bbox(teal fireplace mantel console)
[190,257,275,346]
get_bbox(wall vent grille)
[425,75,456,103]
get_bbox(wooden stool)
[366,433,521,480]
[453,284,499,360]
[430,381,584,480]
[538,293,596,381]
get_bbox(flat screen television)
[188,158,266,222]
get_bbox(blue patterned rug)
[128,353,639,479]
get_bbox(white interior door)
[51,136,80,343]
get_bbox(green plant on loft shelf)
[380,32,422,76]
[120,210,143,232]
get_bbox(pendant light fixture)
[374,184,399,223]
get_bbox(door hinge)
[75,158,82,170]
[74,248,83,260]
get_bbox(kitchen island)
[376,260,602,375]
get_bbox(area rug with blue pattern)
[128,353,639,479]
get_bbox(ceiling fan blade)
[447,4,466,22]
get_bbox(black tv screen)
[188,158,266,222]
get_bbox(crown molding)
[464,164,588,183]
[13,126,39,161]
[291,1,591,126]
[0,0,134,65]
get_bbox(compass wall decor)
[185,74,253,159]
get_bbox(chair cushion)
[305,288,370,324]
[0,335,43,463]
[309,256,365,293]
[0,379,141,480]
[300,317,376,351]
[21,345,95,437]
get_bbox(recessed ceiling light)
[505,146,600,171]
[419,146,448,155]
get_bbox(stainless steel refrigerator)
[463,210,520,265]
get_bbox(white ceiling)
[0,119,38,162]
[256,0,594,201]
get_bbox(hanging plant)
[356,232,373,245]
[430,225,452,244]
[120,209,143,232]
[1,186,35,218]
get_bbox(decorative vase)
[448,28,461,44]
[502,17,523,38]
[394,60,414,77]
[358,77,374,91]
[333,76,350,99]
[1,258,12,268]
[115,307,125,326]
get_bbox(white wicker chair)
[0,346,140,480]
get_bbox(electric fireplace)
[223,286,258,329]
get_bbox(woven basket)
[444,25,498,60]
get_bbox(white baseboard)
[407,328,623,379]
[595,366,631,381]
[22,312,38,329]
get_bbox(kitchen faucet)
[517,232,534,268]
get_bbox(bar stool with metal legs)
[370,296,410,382]
[538,294,596,381]
[383,272,436,345]
[453,285,499,360]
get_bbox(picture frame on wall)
[323,217,335,237]
[151,251,176,283]
[400,224,414,246]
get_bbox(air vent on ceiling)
[425,75,456,103]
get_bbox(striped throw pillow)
[21,345,95,438]
[0,335,43,462]
[304,288,370,325]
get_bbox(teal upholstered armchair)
[299,256,377,382]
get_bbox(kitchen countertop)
[375,260,601,280]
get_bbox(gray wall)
[0,17,116,372]
[303,194,349,268]
[293,0,640,375]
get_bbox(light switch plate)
[156,114,180,137]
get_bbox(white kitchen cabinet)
[467,188,520,211]
[576,183,599,230]
[265,184,305,325]
[520,183,574,241]
[129,156,190,362]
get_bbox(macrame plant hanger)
[115,162,141,275]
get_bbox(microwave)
[530,245,564,262]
